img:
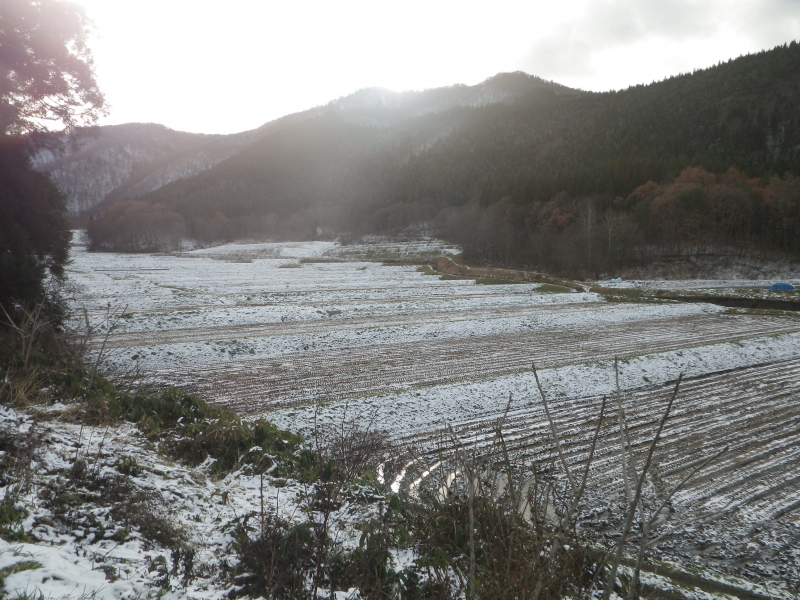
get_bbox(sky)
[72,0,800,135]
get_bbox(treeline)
[0,138,70,314]
[86,200,340,251]
[442,167,800,276]
[85,42,800,268]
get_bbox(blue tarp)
[609,277,623,284]
[770,282,796,291]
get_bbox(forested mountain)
[32,72,563,221]
[78,43,800,273]
[29,124,259,218]
[326,72,579,127]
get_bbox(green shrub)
[108,389,224,433]
[0,494,28,542]
[231,515,319,600]
[172,414,305,475]
[114,455,140,477]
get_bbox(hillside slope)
[32,72,564,220]
[29,124,258,217]
[83,43,800,273]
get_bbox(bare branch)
[532,362,576,493]
[603,373,683,600]
[648,444,729,535]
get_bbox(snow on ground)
[65,237,800,436]
[0,404,373,600]
[6,236,798,599]
[100,301,721,372]
[267,330,800,439]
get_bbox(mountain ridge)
[31,42,800,274]
[32,71,573,218]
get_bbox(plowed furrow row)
[95,302,614,349]
[397,360,800,454]
[148,315,799,412]
[395,359,800,526]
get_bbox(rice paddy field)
[67,235,800,595]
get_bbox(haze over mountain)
[30,124,258,217]
[34,42,800,275]
[33,72,567,219]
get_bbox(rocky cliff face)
[30,123,257,217]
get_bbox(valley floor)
[30,234,800,598]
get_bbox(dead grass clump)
[406,491,596,600]
[230,514,318,600]
[40,470,185,549]
[313,416,390,483]
[536,283,575,293]
[106,481,186,548]
[475,277,526,285]
[0,302,63,408]
[0,421,42,541]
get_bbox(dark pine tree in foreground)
[0,0,105,319]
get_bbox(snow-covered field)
[67,238,800,427]
[59,236,800,596]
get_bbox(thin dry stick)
[627,444,729,600]
[90,426,109,475]
[615,357,638,503]
[532,362,576,493]
[572,395,607,517]
[491,392,515,502]
[88,304,128,390]
[501,391,513,423]
[535,396,607,600]
[447,425,476,600]
[404,444,450,496]
[489,392,514,499]
[494,426,518,513]
[493,424,519,589]
[74,423,84,465]
[468,455,475,600]
[649,444,729,538]
[260,472,265,527]
[602,373,683,600]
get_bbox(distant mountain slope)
[32,72,567,219]
[327,72,579,127]
[28,123,258,217]
[135,43,799,227]
[134,73,582,229]
[83,43,800,274]
[470,44,800,204]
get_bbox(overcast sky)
[72,0,800,135]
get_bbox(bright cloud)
[72,0,800,134]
